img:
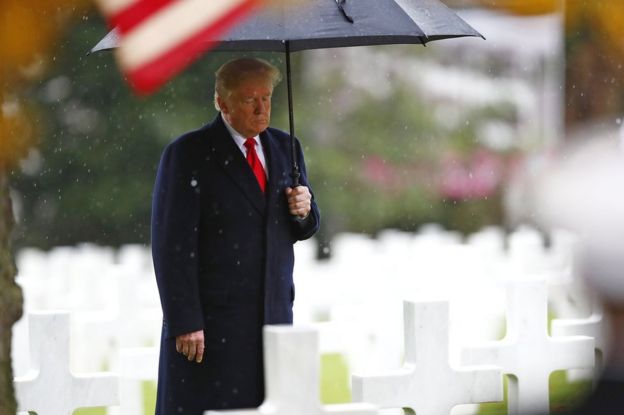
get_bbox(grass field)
[70,307,591,414]
[72,353,591,415]
[73,352,351,415]
[475,370,591,415]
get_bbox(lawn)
[72,354,591,414]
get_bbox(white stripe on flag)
[96,0,138,18]
[117,0,249,71]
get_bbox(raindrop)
[42,76,72,102]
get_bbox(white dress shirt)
[221,113,268,177]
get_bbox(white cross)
[552,302,605,383]
[205,325,378,415]
[14,312,119,414]
[351,300,503,414]
[110,346,159,415]
[72,267,161,373]
[552,303,605,358]
[461,279,595,415]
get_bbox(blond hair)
[214,58,282,111]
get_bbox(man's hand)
[176,330,204,363]
[285,186,311,219]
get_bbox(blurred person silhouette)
[528,135,624,414]
[151,58,320,414]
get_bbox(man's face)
[218,75,273,138]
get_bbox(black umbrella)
[90,0,483,186]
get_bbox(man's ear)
[217,95,229,114]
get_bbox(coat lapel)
[208,115,266,216]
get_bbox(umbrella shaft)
[285,42,300,187]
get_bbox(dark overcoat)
[151,114,320,414]
[556,377,624,415]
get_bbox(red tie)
[244,137,266,193]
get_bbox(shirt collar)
[221,113,260,150]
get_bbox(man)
[151,58,320,414]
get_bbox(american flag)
[95,0,260,94]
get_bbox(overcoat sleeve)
[151,141,203,339]
[290,138,321,240]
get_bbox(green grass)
[143,381,158,413]
[320,353,352,404]
[476,371,591,415]
[70,353,351,414]
[74,407,106,415]
[70,382,157,414]
[71,344,593,415]
[548,370,592,413]
[473,305,594,415]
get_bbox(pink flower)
[361,156,398,189]
[439,150,504,200]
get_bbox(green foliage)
[12,15,514,251]
[296,56,512,241]
[11,13,288,249]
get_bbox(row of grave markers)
[14,278,602,415]
[12,226,603,414]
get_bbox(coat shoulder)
[167,124,210,153]
[266,127,290,141]
[161,123,217,169]
[265,127,302,150]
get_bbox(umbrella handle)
[291,170,301,187]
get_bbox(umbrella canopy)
[90,0,483,185]
[91,0,482,53]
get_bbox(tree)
[475,0,559,15]
[10,12,293,249]
[564,1,624,127]
[1,1,90,412]
[472,0,624,128]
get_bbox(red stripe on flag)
[126,0,260,95]
[110,0,173,34]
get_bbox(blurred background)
[2,0,623,257]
